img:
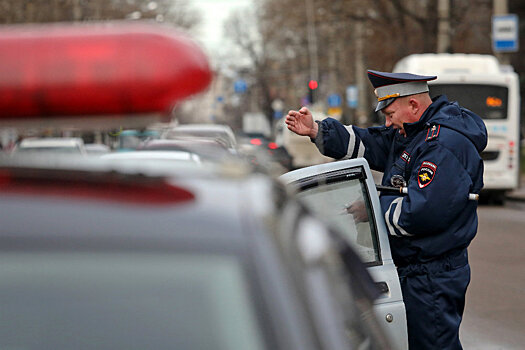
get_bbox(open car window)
[289,167,381,265]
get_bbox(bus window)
[429,84,508,120]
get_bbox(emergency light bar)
[0,22,212,124]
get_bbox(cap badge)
[377,93,400,102]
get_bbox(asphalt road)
[460,201,525,349]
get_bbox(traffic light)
[308,79,318,104]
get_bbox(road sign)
[346,85,358,108]
[234,79,247,93]
[271,99,284,112]
[327,94,342,107]
[327,107,342,118]
[492,14,519,52]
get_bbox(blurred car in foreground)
[0,155,392,350]
[13,137,86,155]
[0,22,397,349]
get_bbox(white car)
[84,143,110,155]
[280,158,408,350]
[14,137,87,155]
[101,150,203,166]
[163,124,238,154]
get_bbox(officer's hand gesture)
[343,200,369,223]
[285,106,318,139]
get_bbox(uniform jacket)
[313,95,487,266]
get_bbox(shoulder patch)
[425,124,440,141]
[417,161,437,188]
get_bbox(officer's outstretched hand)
[344,200,369,223]
[285,106,318,139]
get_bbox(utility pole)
[437,0,451,53]
[354,16,368,126]
[493,0,510,65]
[305,0,319,104]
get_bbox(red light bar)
[0,22,212,120]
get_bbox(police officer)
[285,70,487,349]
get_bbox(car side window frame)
[288,165,383,267]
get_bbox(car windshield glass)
[0,253,265,350]
[429,84,508,120]
[294,178,380,265]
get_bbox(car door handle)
[375,282,389,294]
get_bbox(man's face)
[382,97,416,136]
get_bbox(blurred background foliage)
[223,0,524,126]
[0,0,201,30]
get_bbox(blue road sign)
[346,85,358,108]
[327,94,342,107]
[234,79,247,93]
[492,14,519,52]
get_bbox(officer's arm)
[382,144,472,237]
[313,118,394,172]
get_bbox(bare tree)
[0,0,202,32]
[224,6,275,124]
[229,0,496,121]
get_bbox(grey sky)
[191,0,252,52]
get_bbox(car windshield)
[294,177,380,265]
[0,252,265,350]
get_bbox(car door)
[280,158,408,350]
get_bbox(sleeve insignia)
[425,124,440,141]
[417,161,437,188]
[400,150,411,163]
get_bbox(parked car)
[280,158,409,350]
[237,132,294,171]
[13,137,87,155]
[116,129,160,152]
[163,124,238,154]
[137,138,237,163]
[84,143,111,155]
[101,150,203,165]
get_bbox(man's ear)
[408,98,419,115]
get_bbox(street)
[460,200,525,349]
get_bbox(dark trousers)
[397,249,470,350]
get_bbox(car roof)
[101,150,203,163]
[0,154,270,249]
[84,143,110,152]
[164,124,237,148]
[18,137,84,147]
[138,138,235,160]
[172,124,234,132]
